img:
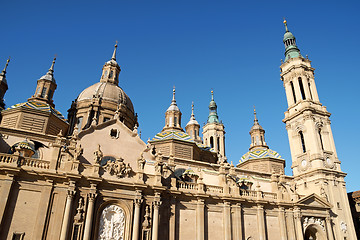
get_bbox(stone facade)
[0,21,357,240]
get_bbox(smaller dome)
[39,73,56,83]
[186,118,199,126]
[283,31,295,42]
[12,139,36,154]
[167,104,179,112]
[77,82,134,114]
[240,148,282,163]
[105,59,119,67]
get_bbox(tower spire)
[112,41,118,61]
[2,57,10,74]
[283,18,289,32]
[253,105,258,123]
[207,90,219,123]
[282,19,302,62]
[48,56,56,75]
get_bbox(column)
[278,207,287,240]
[132,198,143,240]
[286,209,296,240]
[223,201,231,240]
[83,191,97,240]
[169,197,176,240]
[151,193,161,240]
[196,199,205,240]
[293,207,304,240]
[60,186,76,240]
[0,174,14,230]
[257,204,266,240]
[33,180,53,240]
[234,203,243,239]
[325,214,334,240]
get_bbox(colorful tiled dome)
[151,130,215,152]
[8,100,66,121]
[240,148,283,162]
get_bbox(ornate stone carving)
[98,204,125,240]
[74,143,83,160]
[340,221,347,233]
[94,144,103,164]
[104,158,132,178]
[142,205,151,229]
[74,197,84,223]
[302,217,325,231]
[320,185,329,202]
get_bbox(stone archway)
[98,204,126,240]
[304,224,327,240]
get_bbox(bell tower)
[202,90,225,157]
[280,20,356,239]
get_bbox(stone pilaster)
[60,183,76,240]
[223,201,231,240]
[257,204,266,240]
[234,203,243,239]
[33,180,53,239]
[325,213,334,240]
[0,174,14,231]
[83,185,97,240]
[278,207,287,240]
[169,197,176,240]
[293,207,304,240]
[196,198,205,240]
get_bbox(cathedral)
[0,21,356,240]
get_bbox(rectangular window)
[72,224,80,240]
[41,87,47,98]
[77,117,83,129]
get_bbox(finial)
[112,41,118,61]
[191,101,194,115]
[283,18,289,32]
[253,105,258,122]
[211,90,214,100]
[2,57,10,73]
[49,56,56,72]
[172,86,176,102]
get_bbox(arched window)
[308,80,313,100]
[299,131,306,153]
[98,204,125,240]
[174,117,177,127]
[298,77,306,100]
[194,129,197,137]
[290,81,297,103]
[217,137,220,152]
[210,136,214,148]
[318,129,324,150]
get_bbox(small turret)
[283,19,302,62]
[28,57,58,107]
[162,87,183,132]
[185,102,201,142]
[249,107,268,150]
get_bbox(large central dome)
[67,44,138,134]
[77,82,134,114]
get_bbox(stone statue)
[74,143,83,160]
[94,144,103,164]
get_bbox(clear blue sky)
[1,1,359,191]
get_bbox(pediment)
[296,193,332,209]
